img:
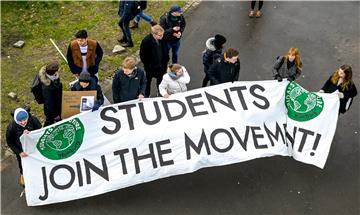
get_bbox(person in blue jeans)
[130,1,157,29]
[159,4,186,64]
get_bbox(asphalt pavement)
[1,1,359,214]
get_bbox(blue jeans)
[134,11,153,23]
[168,40,181,64]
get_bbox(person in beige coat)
[159,64,190,98]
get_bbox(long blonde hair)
[284,47,302,71]
[331,64,353,91]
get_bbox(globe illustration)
[288,87,317,113]
[46,124,75,151]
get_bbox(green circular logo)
[285,82,324,122]
[37,118,85,160]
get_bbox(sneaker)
[255,10,262,18]
[117,38,127,43]
[150,21,157,26]
[121,42,134,48]
[130,22,139,29]
[248,10,255,18]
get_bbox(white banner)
[21,80,339,206]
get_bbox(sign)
[21,81,339,206]
[61,91,97,118]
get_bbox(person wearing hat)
[38,60,63,126]
[159,4,186,64]
[66,29,103,80]
[6,107,42,187]
[202,34,227,87]
[71,71,104,112]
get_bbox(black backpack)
[132,1,142,16]
[31,74,44,104]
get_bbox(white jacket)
[159,66,190,96]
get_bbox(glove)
[275,74,282,82]
[287,75,295,81]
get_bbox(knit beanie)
[79,71,91,83]
[14,108,29,124]
[45,60,60,75]
[214,34,226,49]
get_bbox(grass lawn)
[1,1,186,156]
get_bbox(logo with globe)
[285,82,324,121]
[37,118,85,160]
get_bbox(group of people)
[6,2,357,189]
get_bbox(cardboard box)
[61,91,97,119]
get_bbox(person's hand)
[164,93,170,98]
[138,94,144,101]
[54,116,61,122]
[92,105,99,112]
[275,74,282,82]
[338,92,344,99]
[20,152,28,157]
[287,75,295,81]
[318,90,324,93]
[23,130,30,135]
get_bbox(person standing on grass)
[6,107,41,187]
[66,30,103,81]
[118,0,139,47]
[130,0,157,29]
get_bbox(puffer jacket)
[202,37,223,72]
[159,66,190,96]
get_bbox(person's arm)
[208,62,220,85]
[177,67,190,84]
[66,45,80,75]
[180,15,186,33]
[42,86,57,120]
[6,124,22,155]
[92,85,104,111]
[32,116,42,130]
[95,42,103,67]
[233,59,240,82]
[159,14,173,39]
[139,70,147,97]
[139,39,149,67]
[158,75,168,97]
[112,72,120,104]
[342,84,358,100]
[321,76,332,93]
[272,56,283,80]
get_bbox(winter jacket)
[66,39,103,76]
[272,56,301,81]
[159,12,186,42]
[159,66,190,96]
[208,56,240,86]
[6,113,41,155]
[112,67,147,103]
[140,34,169,77]
[71,77,104,111]
[118,0,139,20]
[203,37,223,73]
[321,76,358,113]
[38,67,63,120]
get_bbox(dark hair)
[225,48,239,58]
[75,30,88,39]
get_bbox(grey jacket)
[272,56,301,80]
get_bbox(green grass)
[1,1,186,156]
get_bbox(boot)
[121,41,134,48]
[130,22,139,29]
[150,21,157,26]
[117,37,127,43]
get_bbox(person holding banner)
[208,48,240,86]
[6,107,42,187]
[71,71,104,112]
[159,64,190,98]
[319,64,357,114]
[66,30,103,80]
[272,47,302,82]
[112,56,147,103]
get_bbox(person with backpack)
[66,30,103,80]
[6,107,42,187]
[159,4,186,64]
[37,60,63,126]
[130,1,157,29]
[202,34,227,87]
[272,47,302,82]
[208,48,241,86]
[71,71,104,112]
[118,0,140,47]
[159,64,190,98]
[112,56,147,103]
[319,64,357,114]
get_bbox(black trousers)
[251,1,263,10]
[119,16,133,44]
[145,74,163,97]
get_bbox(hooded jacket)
[112,67,147,103]
[208,56,240,86]
[203,37,223,72]
[71,77,104,111]
[38,66,62,120]
[159,66,190,96]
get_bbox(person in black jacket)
[6,107,42,186]
[112,56,146,103]
[38,60,63,126]
[208,48,240,86]
[140,25,169,97]
[118,0,139,47]
[319,64,357,114]
[71,71,104,111]
[202,34,227,87]
[159,4,186,63]
[66,30,103,80]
